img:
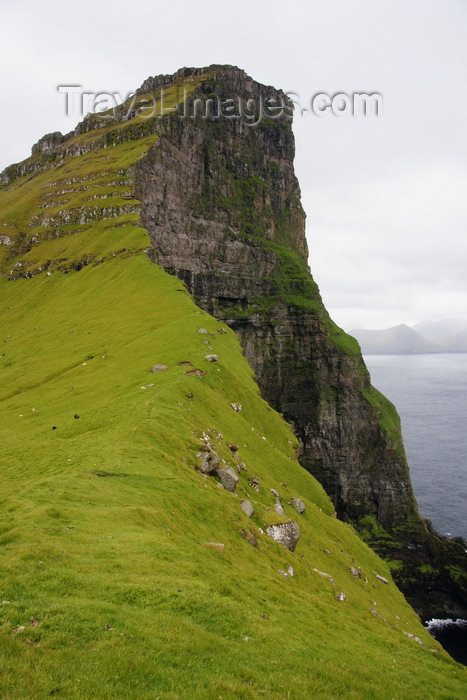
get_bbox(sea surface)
[364,353,467,664]
[364,353,467,540]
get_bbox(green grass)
[0,75,466,696]
[0,255,466,698]
[362,385,405,450]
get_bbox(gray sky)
[1,0,466,330]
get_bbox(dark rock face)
[134,66,414,530]
[134,65,467,619]
[31,132,65,155]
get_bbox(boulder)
[291,497,306,514]
[274,502,285,516]
[216,466,239,492]
[204,354,219,363]
[241,530,257,547]
[266,520,300,552]
[151,364,168,373]
[241,500,254,518]
[209,451,221,469]
[198,459,216,475]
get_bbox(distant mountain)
[446,327,467,352]
[413,318,467,346]
[351,324,442,355]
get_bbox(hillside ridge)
[1,66,467,692]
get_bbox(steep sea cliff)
[2,64,466,622]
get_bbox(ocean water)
[364,353,467,540]
[364,353,467,664]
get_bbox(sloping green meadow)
[0,256,466,698]
[0,111,466,698]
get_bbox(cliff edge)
[1,64,466,621]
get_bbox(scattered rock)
[204,354,219,363]
[249,476,260,492]
[403,631,425,647]
[323,549,331,555]
[288,565,294,577]
[230,402,242,412]
[266,521,300,552]
[151,364,168,373]
[228,443,238,452]
[197,328,208,334]
[370,608,387,623]
[198,444,210,452]
[269,488,281,499]
[241,530,258,547]
[241,500,254,518]
[350,566,362,578]
[74,414,79,419]
[336,592,348,602]
[274,502,285,516]
[186,369,205,377]
[312,569,336,586]
[210,451,221,469]
[375,574,389,585]
[216,466,239,492]
[205,542,225,552]
[291,497,306,514]
[198,459,216,474]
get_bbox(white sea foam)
[425,618,467,631]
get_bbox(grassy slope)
[1,258,466,699]
[0,117,466,699]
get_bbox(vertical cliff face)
[134,66,467,618]
[135,66,416,529]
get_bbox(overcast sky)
[1,0,466,330]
